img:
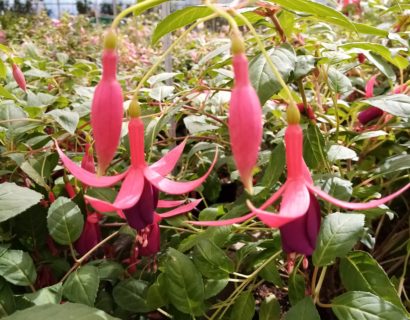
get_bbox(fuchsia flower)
[75,213,102,256]
[358,75,408,125]
[229,37,262,194]
[91,30,124,175]
[191,106,410,256]
[12,63,26,91]
[56,103,216,234]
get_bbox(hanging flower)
[229,33,262,194]
[12,63,26,91]
[55,100,217,231]
[75,213,102,256]
[91,29,124,175]
[191,106,410,256]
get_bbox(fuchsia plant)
[91,30,124,175]
[358,75,408,125]
[12,63,26,91]
[228,34,262,194]
[56,101,216,252]
[191,105,410,256]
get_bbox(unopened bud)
[231,31,245,55]
[287,104,301,124]
[104,29,117,50]
[128,99,141,118]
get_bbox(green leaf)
[230,291,255,320]
[294,55,316,79]
[113,279,152,313]
[316,176,352,202]
[261,142,285,187]
[0,278,16,317]
[47,197,84,245]
[332,291,408,320]
[204,279,229,299]
[273,0,355,32]
[350,130,387,143]
[383,4,410,14]
[146,275,168,309]
[0,60,6,79]
[20,152,59,189]
[313,213,365,267]
[340,251,404,310]
[327,68,352,93]
[193,239,234,279]
[303,124,326,169]
[0,103,27,129]
[284,297,320,320]
[341,42,409,69]
[183,115,219,134]
[62,265,99,306]
[152,6,213,45]
[149,85,175,101]
[288,273,306,306]
[0,85,15,100]
[46,109,79,134]
[0,249,37,286]
[0,182,43,223]
[24,283,62,305]
[375,154,410,175]
[259,260,283,287]
[363,94,410,118]
[362,51,396,82]
[249,44,296,105]
[3,303,119,320]
[327,145,357,162]
[259,295,280,320]
[164,248,205,316]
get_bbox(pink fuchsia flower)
[55,102,217,231]
[91,30,124,175]
[358,75,408,125]
[12,64,26,91]
[229,36,262,194]
[191,107,410,255]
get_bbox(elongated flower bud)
[91,32,123,175]
[74,213,102,256]
[229,52,262,194]
[358,106,383,125]
[12,64,26,91]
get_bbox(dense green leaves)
[230,291,255,320]
[113,279,152,313]
[363,94,410,118]
[259,296,280,320]
[313,213,365,266]
[0,183,43,223]
[47,197,84,245]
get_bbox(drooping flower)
[191,106,410,256]
[12,63,26,91]
[56,101,216,231]
[229,33,262,194]
[91,29,124,175]
[358,75,408,125]
[75,212,102,256]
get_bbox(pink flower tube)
[229,53,262,194]
[91,31,124,175]
[12,64,26,91]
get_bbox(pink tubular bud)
[12,64,26,91]
[229,53,262,194]
[91,50,124,175]
[74,213,102,256]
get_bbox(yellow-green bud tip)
[129,100,141,118]
[231,31,245,55]
[287,104,301,124]
[104,29,117,50]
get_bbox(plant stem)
[313,266,327,304]
[111,0,167,29]
[232,11,297,109]
[131,13,217,101]
[397,245,410,297]
[60,231,119,283]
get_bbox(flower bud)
[12,64,26,91]
[74,213,102,256]
[287,104,301,124]
[91,49,124,175]
[104,29,117,50]
[231,31,245,55]
[128,99,141,118]
[229,53,262,194]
